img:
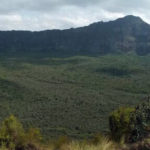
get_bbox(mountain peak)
[88,15,146,29]
[123,15,142,20]
[116,15,145,24]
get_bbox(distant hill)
[0,15,150,55]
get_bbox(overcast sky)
[0,0,150,31]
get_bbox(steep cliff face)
[0,15,150,55]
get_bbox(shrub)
[0,115,26,148]
[109,107,135,142]
[0,115,42,150]
[109,99,150,143]
[129,100,150,142]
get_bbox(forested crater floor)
[0,53,149,138]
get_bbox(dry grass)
[67,141,116,150]
[48,137,119,150]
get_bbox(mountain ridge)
[0,15,150,56]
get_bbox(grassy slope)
[0,53,149,138]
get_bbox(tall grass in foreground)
[66,140,117,150]
[46,136,119,150]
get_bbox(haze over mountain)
[1,15,150,56]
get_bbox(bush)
[109,107,135,142]
[0,115,42,150]
[0,115,26,149]
[129,100,150,142]
[109,99,150,143]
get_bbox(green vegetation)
[1,103,150,150]
[0,115,119,150]
[109,107,135,141]
[0,115,42,150]
[0,53,150,138]
[109,100,150,144]
[129,100,150,142]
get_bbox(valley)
[0,52,149,138]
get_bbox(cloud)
[0,0,149,30]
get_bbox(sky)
[0,0,150,31]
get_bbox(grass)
[43,134,118,150]
[0,52,150,138]
[63,139,117,150]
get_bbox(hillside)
[0,15,150,55]
[0,15,150,138]
[0,53,150,138]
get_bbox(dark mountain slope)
[0,15,150,55]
